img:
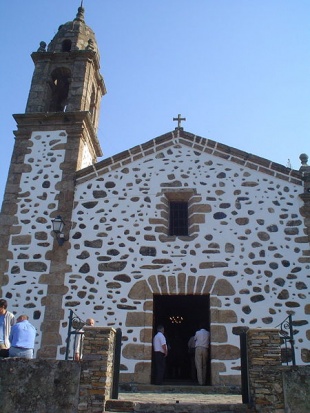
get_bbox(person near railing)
[74,318,95,360]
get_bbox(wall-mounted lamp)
[52,215,67,246]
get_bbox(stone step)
[105,400,134,412]
[105,384,250,413]
[104,400,251,413]
[105,387,252,413]
[118,384,242,395]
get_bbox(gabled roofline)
[76,129,303,186]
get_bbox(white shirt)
[153,331,166,353]
[194,328,210,348]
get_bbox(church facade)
[0,7,309,386]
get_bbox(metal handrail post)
[112,328,122,399]
[288,314,296,366]
[65,309,74,360]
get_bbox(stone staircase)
[104,385,254,413]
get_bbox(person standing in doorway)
[9,315,36,359]
[0,299,15,353]
[153,325,168,385]
[188,333,196,381]
[194,322,210,385]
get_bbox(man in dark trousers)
[153,325,168,385]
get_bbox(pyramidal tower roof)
[47,6,99,56]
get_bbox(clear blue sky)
[1,1,309,202]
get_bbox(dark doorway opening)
[152,294,210,385]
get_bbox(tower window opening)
[48,68,71,112]
[89,86,97,122]
[62,40,72,52]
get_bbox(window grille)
[169,201,188,236]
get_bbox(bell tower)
[0,7,106,358]
[25,6,106,166]
[26,7,105,134]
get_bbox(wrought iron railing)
[276,314,296,366]
[65,309,86,360]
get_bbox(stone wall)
[63,132,309,384]
[282,365,310,413]
[0,327,309,412]
[1,129,309,385]
[0,359,81,413]
[247,329,285,412]
[0,126,68,357]
[0,327,116,413]
[79,326,117,412]
[247,329,310,413]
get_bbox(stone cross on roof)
[173,114,186,129]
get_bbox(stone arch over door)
[123,274,239,385]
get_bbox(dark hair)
[0,299,8,309]
[157,325,164,332]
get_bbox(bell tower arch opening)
[152,294,211,385]
[48,67,71,112]
[62,39,72,52]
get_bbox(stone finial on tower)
[299,153,309,168]
[299,153,310,194]
[75,6,85,23]
[86,39,95,51]
[37,41,47,52]
[299,153,310,173]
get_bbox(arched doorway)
[152,294,210,385]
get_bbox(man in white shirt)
[194,323,210,385]
[153,325,168,385]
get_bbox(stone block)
[125,312,153,327]
[211,309,237,323]
[122,343,152,360]
[212,279,236,296]
[210,362,226,385]
[12,235,32,245]
[128,280,152,300]
[140,328,152,343]
[199,261,228,269]
[211,344,240,360]
[134,361,152,384]
[143,301,153,311]
[210,325,228,342]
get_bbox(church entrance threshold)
[152,294,210,385]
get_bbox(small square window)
[169,201,188,236]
